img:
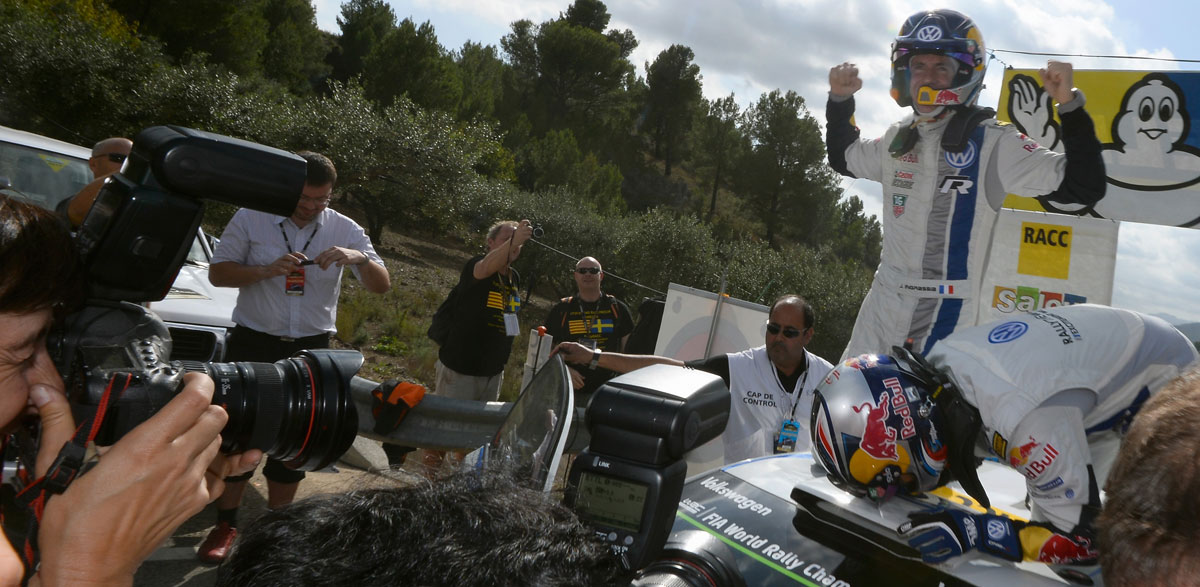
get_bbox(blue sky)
[313,0,1200,324]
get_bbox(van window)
[0,140,91,210]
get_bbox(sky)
[313,0,1200,325]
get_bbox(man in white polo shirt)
[198,150,390,563]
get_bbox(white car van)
[0,124,236,361]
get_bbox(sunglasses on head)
[766,322,806,338]
[576,267,601,274]
[94,152,127,164]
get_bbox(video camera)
[563,364,745,585]
[41,126,361,475]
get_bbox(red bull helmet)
[810,353,948,503]
[890,9,987,110]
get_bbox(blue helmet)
[810,353,948,503]
[890,9,987,110]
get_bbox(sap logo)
[1024,226,1070,247]
[944,141,977,168]
[939,175,974,194]
[1022,444,1060,480]
[992,286,1086,314]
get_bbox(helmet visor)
[892,46,980,70]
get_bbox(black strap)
[941,105,996,153]
[12,372,131,580]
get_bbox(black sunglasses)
[766,322,806,338]
[576,267,601,274]
[94,153,127,164]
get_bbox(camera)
[45,126,361,473]
[563,364,733,578]
[531,223,544,238]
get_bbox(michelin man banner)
[977,208,1119,324]
[998,69,1200,228]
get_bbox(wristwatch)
[588,349,601,370]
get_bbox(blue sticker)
[988,321,1028,343]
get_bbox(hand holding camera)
[29,374,262,585]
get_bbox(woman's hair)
[0,194,84,314]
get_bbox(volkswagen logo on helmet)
[916,25,943,42]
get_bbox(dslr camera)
[563,365,746,586]
[44,126,361,474]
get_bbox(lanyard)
[771,354,810,420]
[279,221,319,256]
[576,294,605,334]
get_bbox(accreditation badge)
[774,419,800,454]
[285,267,305,296]
[503,313,519,336]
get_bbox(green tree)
[644,44,702,176]
[328,0,395,84]
[454,41,506,122]
[108,0,269,76]
[738,89,839,248]
[691,94,746,222]
[828,195,883,267]
[363,18,461,112]
[500,1,636,137]
[261,0,331,94]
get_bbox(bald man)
[61,137,133,227]
[542,256,634,399]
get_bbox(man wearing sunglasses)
[826,9,1105,361]
[551,294,832,465]
[543,257,634,400]
[59,137,133,227]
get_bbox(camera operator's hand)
[33,373,262,586]
[263,252,305,278]
[312,246,368,270]
[549,342,593,365]
[513,219,534,247]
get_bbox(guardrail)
[349,376,591,452]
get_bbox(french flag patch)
[939,285,955,294]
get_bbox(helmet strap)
[942,105,996,153]
[890,346,990,507]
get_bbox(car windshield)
[0,140,91,210]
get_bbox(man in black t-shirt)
[543,256,633,399]
[436,219,534,401]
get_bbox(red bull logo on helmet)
[853,391,899,461]
[883,377,917,440]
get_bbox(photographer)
[0,194,261,585]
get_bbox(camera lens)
[632,530,745,587]
[201,349,361,471]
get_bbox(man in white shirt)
[552,295,834,464]
[197,151,389,563]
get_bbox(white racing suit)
[826,94,1105,360]
[927,304,1199,563]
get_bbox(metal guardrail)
[349,376,591,452]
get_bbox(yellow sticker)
[38,153,69,173]
[1016,221,1071,279]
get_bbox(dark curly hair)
[217,469,625,587]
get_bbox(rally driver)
[826,9,1107,360]
[810,303,1198,565]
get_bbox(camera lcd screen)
[574,470,648,532]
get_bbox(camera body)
[564,364,729,571]
[43,126,362,475]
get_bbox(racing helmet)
[810,353,947,503]
[890,9,987,109]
